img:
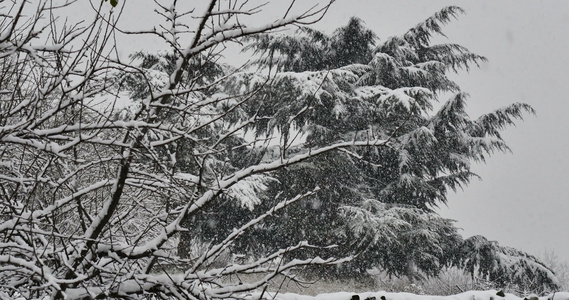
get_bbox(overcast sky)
[306,1,569,260]
[111,0,569,260]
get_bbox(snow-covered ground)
[250,291,569,300]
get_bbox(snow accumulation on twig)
[248,290,569,300]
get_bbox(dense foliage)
[454,236,560,292]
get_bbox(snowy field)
[250,291,569,300]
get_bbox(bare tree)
[0,0,396,299]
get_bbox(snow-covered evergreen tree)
[193,6,553,290]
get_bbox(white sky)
[107,0,569,260]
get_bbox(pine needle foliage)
[454,236,560,292]
[121,5,546,292]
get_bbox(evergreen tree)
[113,5,555,293]
[195,6,550,290]
[454,236,560,291]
